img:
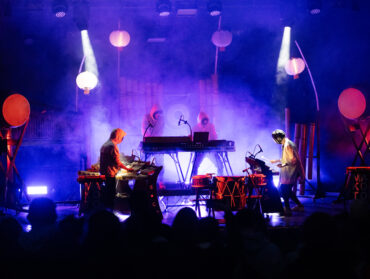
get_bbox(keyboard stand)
[218,151,234,175]
[186,151,234,183]
[144,151,186,188]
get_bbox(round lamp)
[211,30,232,48]
[109,30,130,48]
[338,88,366,120]
[285,57,305,78]
[76,71,98,95]
[2,94,30,127]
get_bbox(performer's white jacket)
[280,138,305,185]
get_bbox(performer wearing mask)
[270,129,305,216]
[191,112,223,176]
[100,128,134,209]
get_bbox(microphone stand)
[179,118,192,139]
[143,123,153,139]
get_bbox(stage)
[7,192,345,232]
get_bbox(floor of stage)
[6,192,346,232]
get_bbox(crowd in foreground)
[0,195,369,279]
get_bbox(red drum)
[215,176,246,210]
[248,174,267,186]
[192,175,211,188]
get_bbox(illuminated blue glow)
[27,186,48,195]
[197,157,217,176]
[25,224,32,232]
[81,30,99,78]
[113,211,130,222]
[276,26,291,84]
[273,175,280,187]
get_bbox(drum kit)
[191,167,268,213]
[189,143,285,215]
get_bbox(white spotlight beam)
[276,26,291,84]
[81,30,99,77]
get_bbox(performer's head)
[198,111,209,126]
[272,129,286,144]
[150,104,163,121]
[110,128,127,144]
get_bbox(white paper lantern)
[211,30,232,48]
[76,71,98,94]
[109,30,130,48]
[284,58,305,77]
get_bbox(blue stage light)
[276,26,291,84]
[27,186,48,195]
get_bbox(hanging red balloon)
[338,88,366,120]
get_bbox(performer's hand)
[270,159,279,164]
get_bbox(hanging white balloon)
[211,30,232,48]
[109,30,131,48]
[284,58,305,78]
[76,71,98,94]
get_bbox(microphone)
[178,115,183,126]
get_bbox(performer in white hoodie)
[191,112,223,176]
[270,129,305,216]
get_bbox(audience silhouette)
[0,197,369,279]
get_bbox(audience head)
[302,212,335,248]
[172,207,199,243]
[27,197,57,228]
[0,216,23,250]
[235,208,267,234]
[84,209,121,243]
[198,217,220,243]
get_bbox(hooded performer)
[191,112,223,176]
[193,111,217,140]
[141,104,164,137]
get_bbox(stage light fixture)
[27,186,48,195]
[52,0,68,18]
[175,0,197,16]
[207,0,222,16]
[73,0,89,30]
[156,0,171,16]
[307,0,321,15]
[81,30,99,79]
[276,26,291,84]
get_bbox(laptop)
[193,132,209,144]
